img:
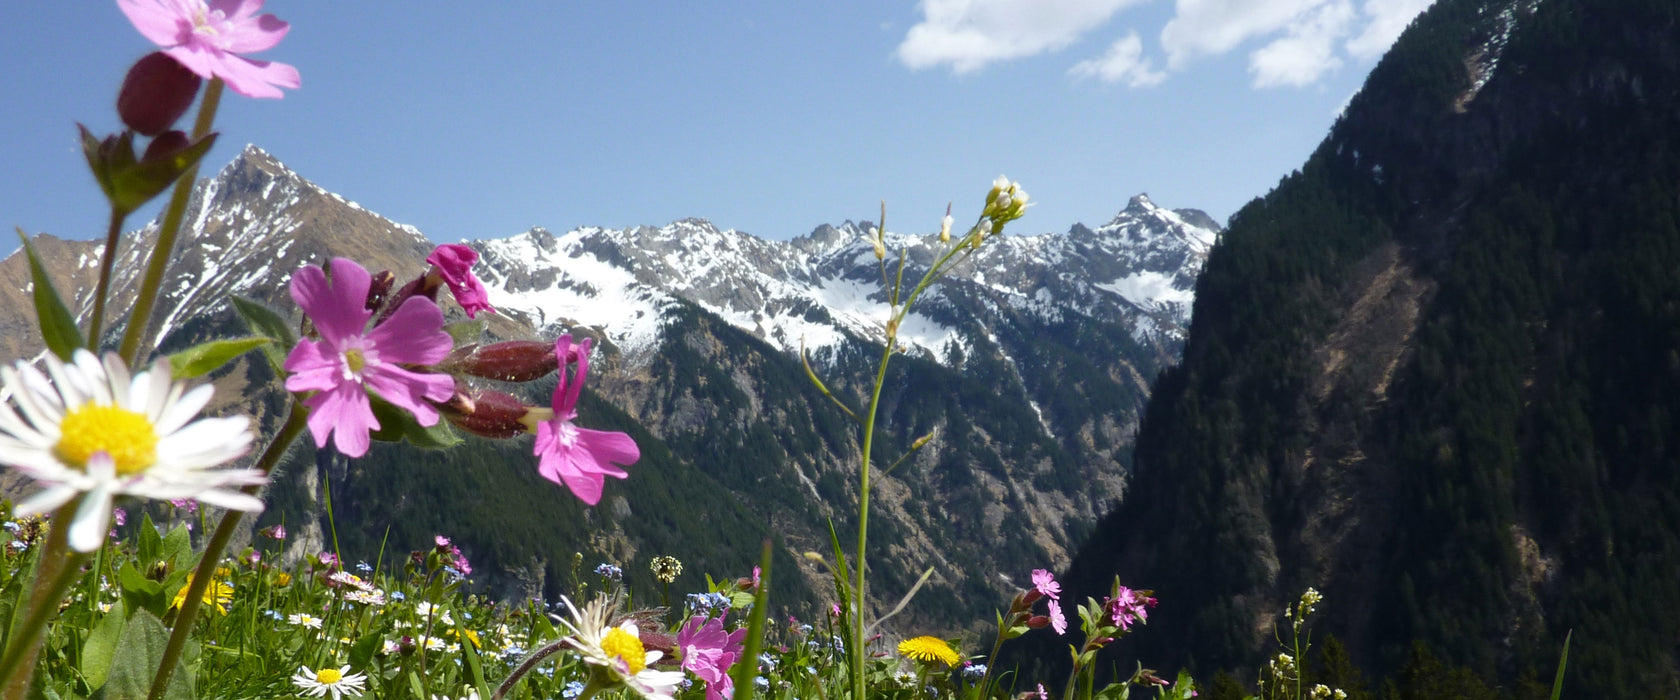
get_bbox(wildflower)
[650,555,682,584]
[939,205,954,244]
[118,0,300,99]
[561,681,587,700]
[0,350,261,552]
[112,508,127,527]
[963,663,988,680]
[426,244,494,318]
[284,258,455,458]
[529,335,639,505]
[1107,586,1157,631]
[379,638,401,656]
[897,636,960,666]
[291,664,367,700]
[170,573,233,614]
[555,596,685,700]
[260,523,286,540]
[288,613,323,629]
[677,615,746,700]
[1048,601,1068,635]
[1310,685,1332,699]
[356,561,373,573]
[1031,569,1061,600]
[344,588,386,606]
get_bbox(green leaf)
[90,609,193,700]
[347,630,383,673]
[81,601,127,690]
[367,394,462,449]
[117,562,164,620]
[159,524,192,572]
[1550,630,1571,700]
[230,296,296,375]
[0,541,43,651]
[137,514,161,566]
[443,319,485,346]
[108,133,217,215]
[461,628,493,700]
[15,228,86,360]
[730,540,773,700]
[166,336,272,379]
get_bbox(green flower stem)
[87,207,129,347]
[847,224,981,700]
[146,398,305,700]
[119,78,223,366]
[0,504,94,700]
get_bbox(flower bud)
[447,340,559,382]
[140,130,189,163]
[1025,615,1051,629]
[441,388,534,439]
[118,52,202,136]
[939,210,953,244]
[366,270,396,312]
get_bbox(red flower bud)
[450,340,559,383]
[118,52,201,136]
[140,130,189,163]
[366,270,396,312]
[441,388,532,439]
[1026,615,1050,629]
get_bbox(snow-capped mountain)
[473,194,1218,369]
[0,145,1221,631]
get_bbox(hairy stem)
[119,78,223,365]
[87,208,128,346]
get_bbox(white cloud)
[898,0,1143,74]
[1069,32,1167,87]
[1160,0,1325,68]
[1248,1,1356,88]
[1345,0,1434,60]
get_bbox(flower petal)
[283,339,345,393]
[118,0,189,48]
[575,428,637,473]
[304,383,376,457]
[361,364,454,426]
[290,259,372,346]
[67,456,118,552]
[364,296,452,366]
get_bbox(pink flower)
[426,244,493,318]
[118,0,301,99]
[284,258,455,458]
[677,615,746,700]
[1048,600,1067,635]
[533,335,639,505]
[1031,569,1060,600]
[1107,586,1157,631]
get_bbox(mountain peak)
[1125,193,1157,212]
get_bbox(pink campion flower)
[677,615,746,700]
[426,244,494,318]
[118,0,301,99]
[1048,600,1068,635]
[284,258,455,458]
[1031,569,1061,600]
[1107,586,1157,631]
[531,335,639,505]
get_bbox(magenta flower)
[426,244,494,318]
[532,335,639,505]
[118,0,300,99]
[1107,586,1157,631]
[1048,600,1068,635]
[1031,569,1061,600]
[677,615,746,700]
[284,258,455,458]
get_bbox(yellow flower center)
[601,626,646,675]
[54,404,158,476]
[344,348,367,374]
[315,668,343,684]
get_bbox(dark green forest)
[1035,0,1680,696]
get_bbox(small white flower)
[291,664,367,700]
[288,613,323,629]
[0,351,261,552]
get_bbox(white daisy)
[291,664,367,699]
[0,350,261,552]
[288,613,323,629]
[555,596,685,700]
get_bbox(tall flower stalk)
[803,179,1029,700]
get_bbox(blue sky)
[0,1,1430,254]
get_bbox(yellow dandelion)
[169,573,233,615]
[898,636,960,666]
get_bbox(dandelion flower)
[291,664,367,700]
[169,573,233,614]
[284,258,455,458]
[555,596,685,700]
[0,350,261,552]
[118,0,300,99]
[898,636,960,666]
[529,335,638,505]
